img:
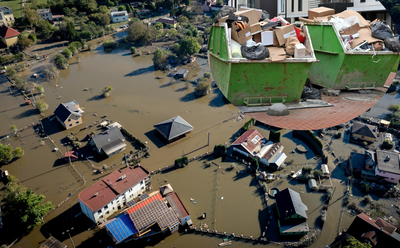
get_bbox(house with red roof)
[231,129,287,170]
[155,17,177,28]
[78,165,150,224]
[0,25,19,47]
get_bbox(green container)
[207,24,318,106]
[306,22,400,90]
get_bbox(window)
[106,211,109,214]
[98,209,102,214]
[298,0,302,11]
[69,124,72,127]
[76,121,79,124]
[360,0,365,2]
[141,186,144,190]
[291,0,294,12]
[68,119,71,122]
[281,0,284,12]
[104,205,109,209]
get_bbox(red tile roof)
[357,213,396,235]
[166,192,190,220]
[79,165,149,212]
[125,192,162,214]
[232,129,264,154]
[0,25,20,39]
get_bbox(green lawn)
[111,20,130,29]
[2,0,23,18]
[2,0,48,18]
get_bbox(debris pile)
[215,6,314,61]
[301,7,399,52]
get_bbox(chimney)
[94,192,98,196]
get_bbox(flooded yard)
[1,45,393,248]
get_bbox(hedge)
[120,127,147,149]
[175,157,188,168]
[269,130,281,142]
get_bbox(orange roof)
[0,25,20,39]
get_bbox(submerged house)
[78,165,150,224]
[232,129,287,170]
[103,189,190,244]
[275,188,309,236]
[347,213,400,247]
[351,122,378,142]
[90,126,126,157]
[154,116,194,143]
[54,100,84,130]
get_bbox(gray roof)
[177,69,188,76]
[91,126,125,153]
[37,8,51,14]
[160,184,174,196]
[54,101,82,122]
[154,116,194,141]
[376,150,400,175]
[279,219,309,234]
[352,122,378,139]
[349,152,367,170]
[275,188,308,220]
[0,7,12,13]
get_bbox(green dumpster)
[306,22,400,90]
[208,23,318,106]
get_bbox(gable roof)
[348,213,400,246]
[54,101,82,122]
[352,122,378,139]
[78,165,149,212]
[156,17,177,24]
[232,129,264,154]
[376,150,400,175]
[275,188,308,220]
[154,116,194,141]
[0,25,20,39]
[91,126,125,153]
[165,191,190,220]
[160,183,174,196]
[39,236,67,248]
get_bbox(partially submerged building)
[90,126,126,157]
[154,115,194,143]
[79,165,150,224]
[232,129,287,170]
[347,213,400,247]
[0,25,19,47]
[351,122,378,143]
[39,236,67,248]
[111,11,128,23]
[103,190,190,244]
[155,17,177,28]
[54,100,84,130]
[275,188,309,236]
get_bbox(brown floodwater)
[0,45,381,248]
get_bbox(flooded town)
[1,1,400,248]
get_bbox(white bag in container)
[230,39,242,58]
[341,32,359,51]
[330,16,361,33]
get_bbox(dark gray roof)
[349,152,367,170]
[54,101,81,122]
[154,116,194,141]
[275,188,308,220]
[352,122,378,139]
[176,69,188,76]
[376,150,400,175]
[91,126,125,152]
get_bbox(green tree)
[154,22,163,30]
[127,22,155,44]
[178,16,189,23]
[66,21,77,41]
[182,0,192,6]
[180,36,201,56]
[55,54,69,69]
[100,14,111,26]
[79,0,98,13]
[36,20,54,39]
[344,237,372,248]
[12,147,24,159]
[130,46,136,54]
[5,179,53,230]
[23,8,41,28]
[118,5,126,11]
[0,144,14,165]
[388,104,400,114]
[80,31,93,40]
[36,100,49,113]
[99,5,109,14]
[172,43,180,53]
[6,68,18,79]
[152,48,170,70]
[28,33,37,43]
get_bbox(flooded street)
[0,46,376,248]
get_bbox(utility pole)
[207,132,210,146]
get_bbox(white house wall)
[287,0,308,20]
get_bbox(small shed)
[380,119,390,128]
[160,183,174,196]
[321,164,330,176]
[107,122,122,130]
[308,179,318,191]
[154,115,194,143]
[176,69,189,78]
[99,121,108,127]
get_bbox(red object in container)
[295,27,306,43]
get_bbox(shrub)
[175,157,188,168]
[303,167,313,173]
[54,54,69,69]
[204,72,211,78]
[241,118,255,131]
[194,82,211,97]
[382,139,394,149]
[152,48,170,70]
[62,48,72,59]
[103,86,112,97]
[36,85,44,94]
[130,46,136,54]
[6,68,18,79]
[364,195,372,204]
[344,194,351,206]
[313,169,323,178]
[334,132,342,139]
[213,145,227,158]
[28,33,37,43]
[12,147,24,158]
[269,130,281,142]
[36,100,48,113]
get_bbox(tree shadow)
[87,94,104,101]
[144,130,167,149]
[12,108,39,119]
[179,92,196,102]
[41,117,63,136]
[175,87,188,92]
[124,65,154,77]
[31,42,68,53]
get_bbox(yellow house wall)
[5,36,18,46]
[353,134,375,142]
[64,117,83,130]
